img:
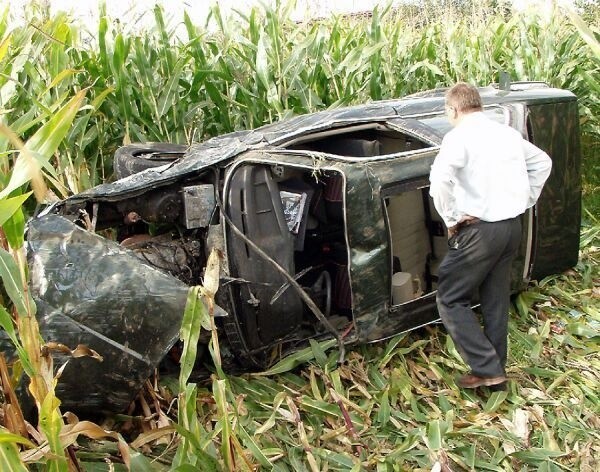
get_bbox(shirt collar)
[457,111,485,127]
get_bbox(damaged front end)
[24,159,347,414]
[27,214,192,414]
[25,175,222,414]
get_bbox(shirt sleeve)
[429,133,466,228]
[522,140,552,208]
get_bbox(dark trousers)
[436,217,522,378]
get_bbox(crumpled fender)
[26,214,190,414]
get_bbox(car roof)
[69,85,575,202]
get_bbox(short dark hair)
[445,82,483,112]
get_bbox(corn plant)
[0,6,133,469]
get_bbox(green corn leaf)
[173,385,203,468]
[514,291,541,318]
[213,378,233,470]
[0,305,34,375]
[408,397,428,423]
[129,451,159,472]
[0,429,34,448]
[0,247,30,317]
[308,368,323,400]
[38,391,68,472]
[483,391,508,413]
[393,370,414,402]
[308,338,328,367]
[0,90,86,199]
[172,464,219,472]
[378,333,407,368]
[255,390,287,431]
[255,30,270,91]
[255,339,337,376]
[425,420,443,450]
[90,86,116,110]
[287,447,309,471]
[24,89,87,161]
[0,192,31,227]
[236,423,273,469]
[566,8,600,58]
[0,304,18,345]
[0,147,47,203]
[179,286,204,391]
[510,448,566,463]
[0,441,28,472]
[0,32,10,63]
[396,339,430,355]
[368,367,387,390]
[386,435,420,461]
[566,321,599,338]
[112,33,130,74]
[536,461,564,472]
[313,448,356,468]
[157,60,186,118]
[329,368,343,393]
[376,388,391,426]
[2,204,25,249]
[40,68,81,97]
[470,459,506,472]
[299,396,340,417]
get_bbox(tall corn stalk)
[0,5,132,469]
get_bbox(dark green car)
[24,82,581,414]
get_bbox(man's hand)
[447,225,459,239]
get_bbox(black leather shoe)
[488,382,507,392]
[456,373,507,389]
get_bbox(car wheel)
[114,142,188,179]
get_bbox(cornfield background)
[0,0,598,470]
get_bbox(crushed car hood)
[27,214,191,413]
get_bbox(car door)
[525,98,582,280]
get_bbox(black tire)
[114,142,188,179]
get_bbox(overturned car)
[24,83,581,414]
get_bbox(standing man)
[429,82,552,390]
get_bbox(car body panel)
[527,100,582,279]
[27,215,190,412]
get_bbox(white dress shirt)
[429,111,552,228]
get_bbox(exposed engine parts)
[119,190,181,224]
[122,233,204,285]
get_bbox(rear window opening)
[285,123,433,157]
[385,186,449,305]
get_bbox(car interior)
[286,122,432,157]
[385,188,449,303]
[223,124,446,354]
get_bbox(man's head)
[444,82,483,126]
